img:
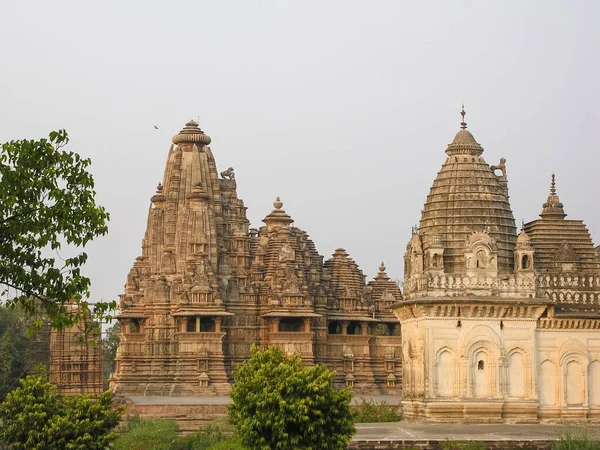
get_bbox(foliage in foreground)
[112,417,179,450]
[353,398,401,423]
[112,417,243,450]
[228,345,355,450]
[552,429,600,450]
[0,375,123,450]
[0,130,112,329]
[0,306,37,400]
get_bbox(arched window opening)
[279,318,303,332]
[347,322,361,335]
[186,318,197,332]
[476,250,487,269]
[373,324,390,336]
[200,317,215,332]
[478,360,485,370]
[522,254,530,269]
[129,320,140,333]
[328,322,341,335]
[432,253,439,267]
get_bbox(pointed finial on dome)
[379,262,386,272]
[521,219,525,231]
[540,173,566,220]
[263,196,293,227]
[460,104,467,130]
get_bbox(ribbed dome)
[172,120,212,145]
[419,127,517,274]
[446,129,483,156]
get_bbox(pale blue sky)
[1,1,598,307]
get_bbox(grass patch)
[553,428,600,450]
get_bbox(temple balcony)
[267,332,314,359]
[175,331,226,355]
[404,272,537,300]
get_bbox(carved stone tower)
[112,121,404,397]
[113,121,250,396]
[395,110,545,423]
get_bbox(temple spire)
[540,173,566,220]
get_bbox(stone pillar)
[303,318,311,333]
[195,317,200,333]
[272,319,280,333]
[361,322,369,335]
[341,321,349,335]
[215,317,222,333]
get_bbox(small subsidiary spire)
[540,173,566,220]
[460,104,467,130]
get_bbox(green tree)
[0,306,49,400]
[0,375,123,449]
[0,130,112,328]
[228,345,355,450]
[102,322,120,389]
[0,306,31,398]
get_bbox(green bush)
[178,426,229,450]
[353,398,401,423]
[113,419,244,450]
[112,418,180,450]
[552,429,600,450]
[0,375,123,450]
[229,345,355,450]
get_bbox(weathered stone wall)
[536,325,600,422]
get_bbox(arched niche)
[508,350,525,398]
[558,338,589,407]
[465,336,502,399]
[539,360,557,406]
[474,349,490,398]
[436,348,454,397]
[566,359,584,406]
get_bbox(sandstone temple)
[112,120,402,398]
[112,111,600,423]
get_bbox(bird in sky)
[154,125,159,130]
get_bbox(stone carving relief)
[220,167,235,179]
[490,158,506,178]
[278,243,295,262]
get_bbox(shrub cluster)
[353,398,401,423]
[112,418,243,450]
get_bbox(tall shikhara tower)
[113,121,404,397]
[113,121,252,395]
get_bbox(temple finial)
[460,104,467,130]
[550,173,556,195]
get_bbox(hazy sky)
[1,1,599,309]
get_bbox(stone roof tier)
[417,110,517,274]
[524,174,600,272]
